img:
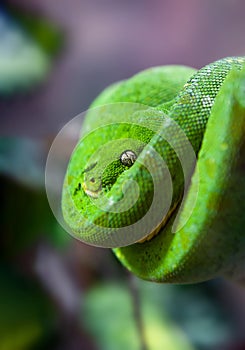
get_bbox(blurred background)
[1,0,245,349]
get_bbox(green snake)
[62,57,245,283]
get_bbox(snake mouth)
[82,182,102,198]
[83,175,180,244]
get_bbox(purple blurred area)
[2,0,245,136]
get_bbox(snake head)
[82,162,101,198]
[82,147,139,198]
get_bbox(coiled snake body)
[62,57,245,283]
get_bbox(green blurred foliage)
[140,281,235,349]
[82,280,239,350]
[0,4,63,96]
[0,137,69,348]
[2,175,68,257]
[1,138,69,257]
[0,266,57,350]
[7,4,63,58]
[83,284,142,350]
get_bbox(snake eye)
[120,150,137,167]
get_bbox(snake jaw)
[83,165,103,198]
[82,182,102,198]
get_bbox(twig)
[128,273,148,350]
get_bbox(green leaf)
[0,6,63,95]
[82,283,194,350]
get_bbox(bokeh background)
[1,0,245,349]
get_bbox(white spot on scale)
[226,58,234,64]
[108,197,115,206]
[202,95,213,107]
[237,58,244,63]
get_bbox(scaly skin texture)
[62,57,245,283]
